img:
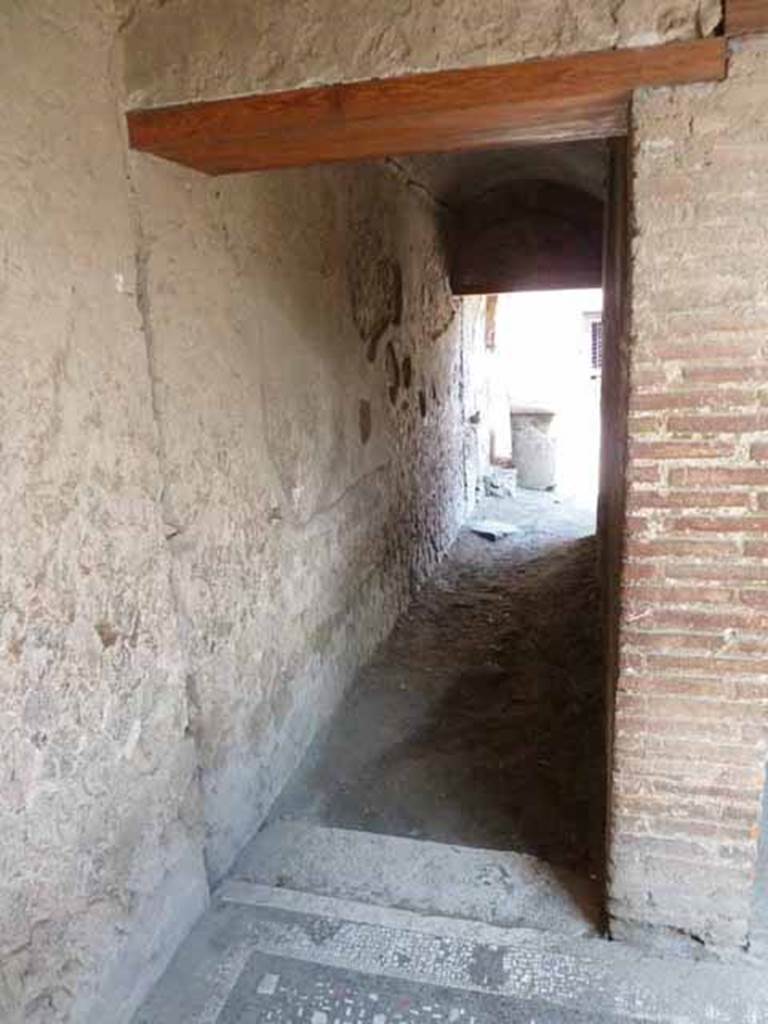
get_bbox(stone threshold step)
[230,821,599,937]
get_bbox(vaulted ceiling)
[397,141,608,294]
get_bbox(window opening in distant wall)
[585,312,603,375]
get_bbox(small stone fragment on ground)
[468,519,521,541]
[483,469,517,497]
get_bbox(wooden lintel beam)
[127,38,726,175]
[726,0,768,36]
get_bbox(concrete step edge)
[217,878,599,954]
[232,820,599,936]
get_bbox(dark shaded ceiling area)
[394,141,608,294]
[395,141,607,208]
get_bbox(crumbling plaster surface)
[459,297,491,505]
[0,3,208,1023]
[2,2,473,1021]
[133,154,473,881]
[119,0,722,108]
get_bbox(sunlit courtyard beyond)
[485,289,603,512]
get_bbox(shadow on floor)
[268,492,606,926]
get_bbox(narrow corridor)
[12,6,768,1018]
[268,489,604,889]
[134,492,768,1023]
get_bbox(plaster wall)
[2,4,472,1019]
[133,155,471,882]
[120,0,722,108]
[459,295,491,506]
[0,4,208,1022]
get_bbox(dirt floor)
[269,488,605,900]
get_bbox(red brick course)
[609,42,768,949]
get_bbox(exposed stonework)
[119,0,722,108]
[610,36,768,951]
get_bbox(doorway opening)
[228,139,623,937]
[133,114,634,1024]
[481,288,604,509]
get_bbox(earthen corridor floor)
[266,488,605,918]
